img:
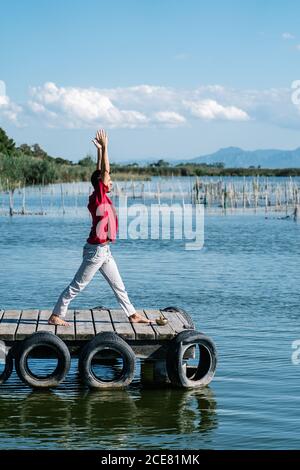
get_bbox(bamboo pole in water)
[39,185,44,214]
[188,176,193,204]
[141,182,145,203]
[156,181,161,205]
[285,181,288,216]
[21,185,26,215]
[9,189,14,216]
[60,183,65,215]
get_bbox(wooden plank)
[0,310,22,340]
[131,309,156,340]
[75,309,95,340]
[57,310,75,340]
[92,308,114,334]
[15,309,39,340]
[110,309,135,340]
[143,309,175,339]
[173,311,192,329]
[37,310,56,334]
[159,310,186,334]
[109,309,131,323]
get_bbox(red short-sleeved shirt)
[87,179,118,244]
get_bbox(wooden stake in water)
[21,185,26,215]
[156,181,161,205]
[60,183,65,215]
[142,182,145,203]
[9,189,14,216]
[39,185,44,214]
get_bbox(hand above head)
[92,137,102,150]
[96,128,108,148]
[93,129,110,172]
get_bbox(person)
[48,129,153,327]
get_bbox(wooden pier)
[0,308,190,355]
[0,307,217,390]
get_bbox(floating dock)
[0,307,217,390]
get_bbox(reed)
[0,176,299,218]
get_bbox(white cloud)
[27,82,250,128]
[29,82,149,128]
[282,32,295,40]
[0,80,22,125]
[152,111,186,126]
[2,79,300,131]
[102,84,178,108]
[296,44,300,51]
[183,99,250,121]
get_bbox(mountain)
[190,146,300,168]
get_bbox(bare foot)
[129,313,155,324]
[48,314,70,327]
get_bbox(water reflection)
[0,385,217,448]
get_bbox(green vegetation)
[0,128,96,191]
[1,127,300,194]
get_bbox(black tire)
[161,306,195,329]
[0,341,13,384]
[166,330,217,388]
[15,332,71,389]
[78,332,136,389]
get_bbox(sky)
[1,0,300,163]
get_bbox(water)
[0,183,300,449]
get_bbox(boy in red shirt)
[48,129,153,326]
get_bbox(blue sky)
[1,0,300,162]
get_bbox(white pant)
[52,243,136,318]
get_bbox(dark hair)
[91,170,101,189]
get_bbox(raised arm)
[92,136,102,171]
[96,129,110,185]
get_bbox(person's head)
[91,170,101,190]
[91,170,113,192]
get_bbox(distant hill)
[190,146,300,168]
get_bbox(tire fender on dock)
[15,331,71,389]
[166,330,217,388]
[78,332,136,389]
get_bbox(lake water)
[0,181,300,449]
